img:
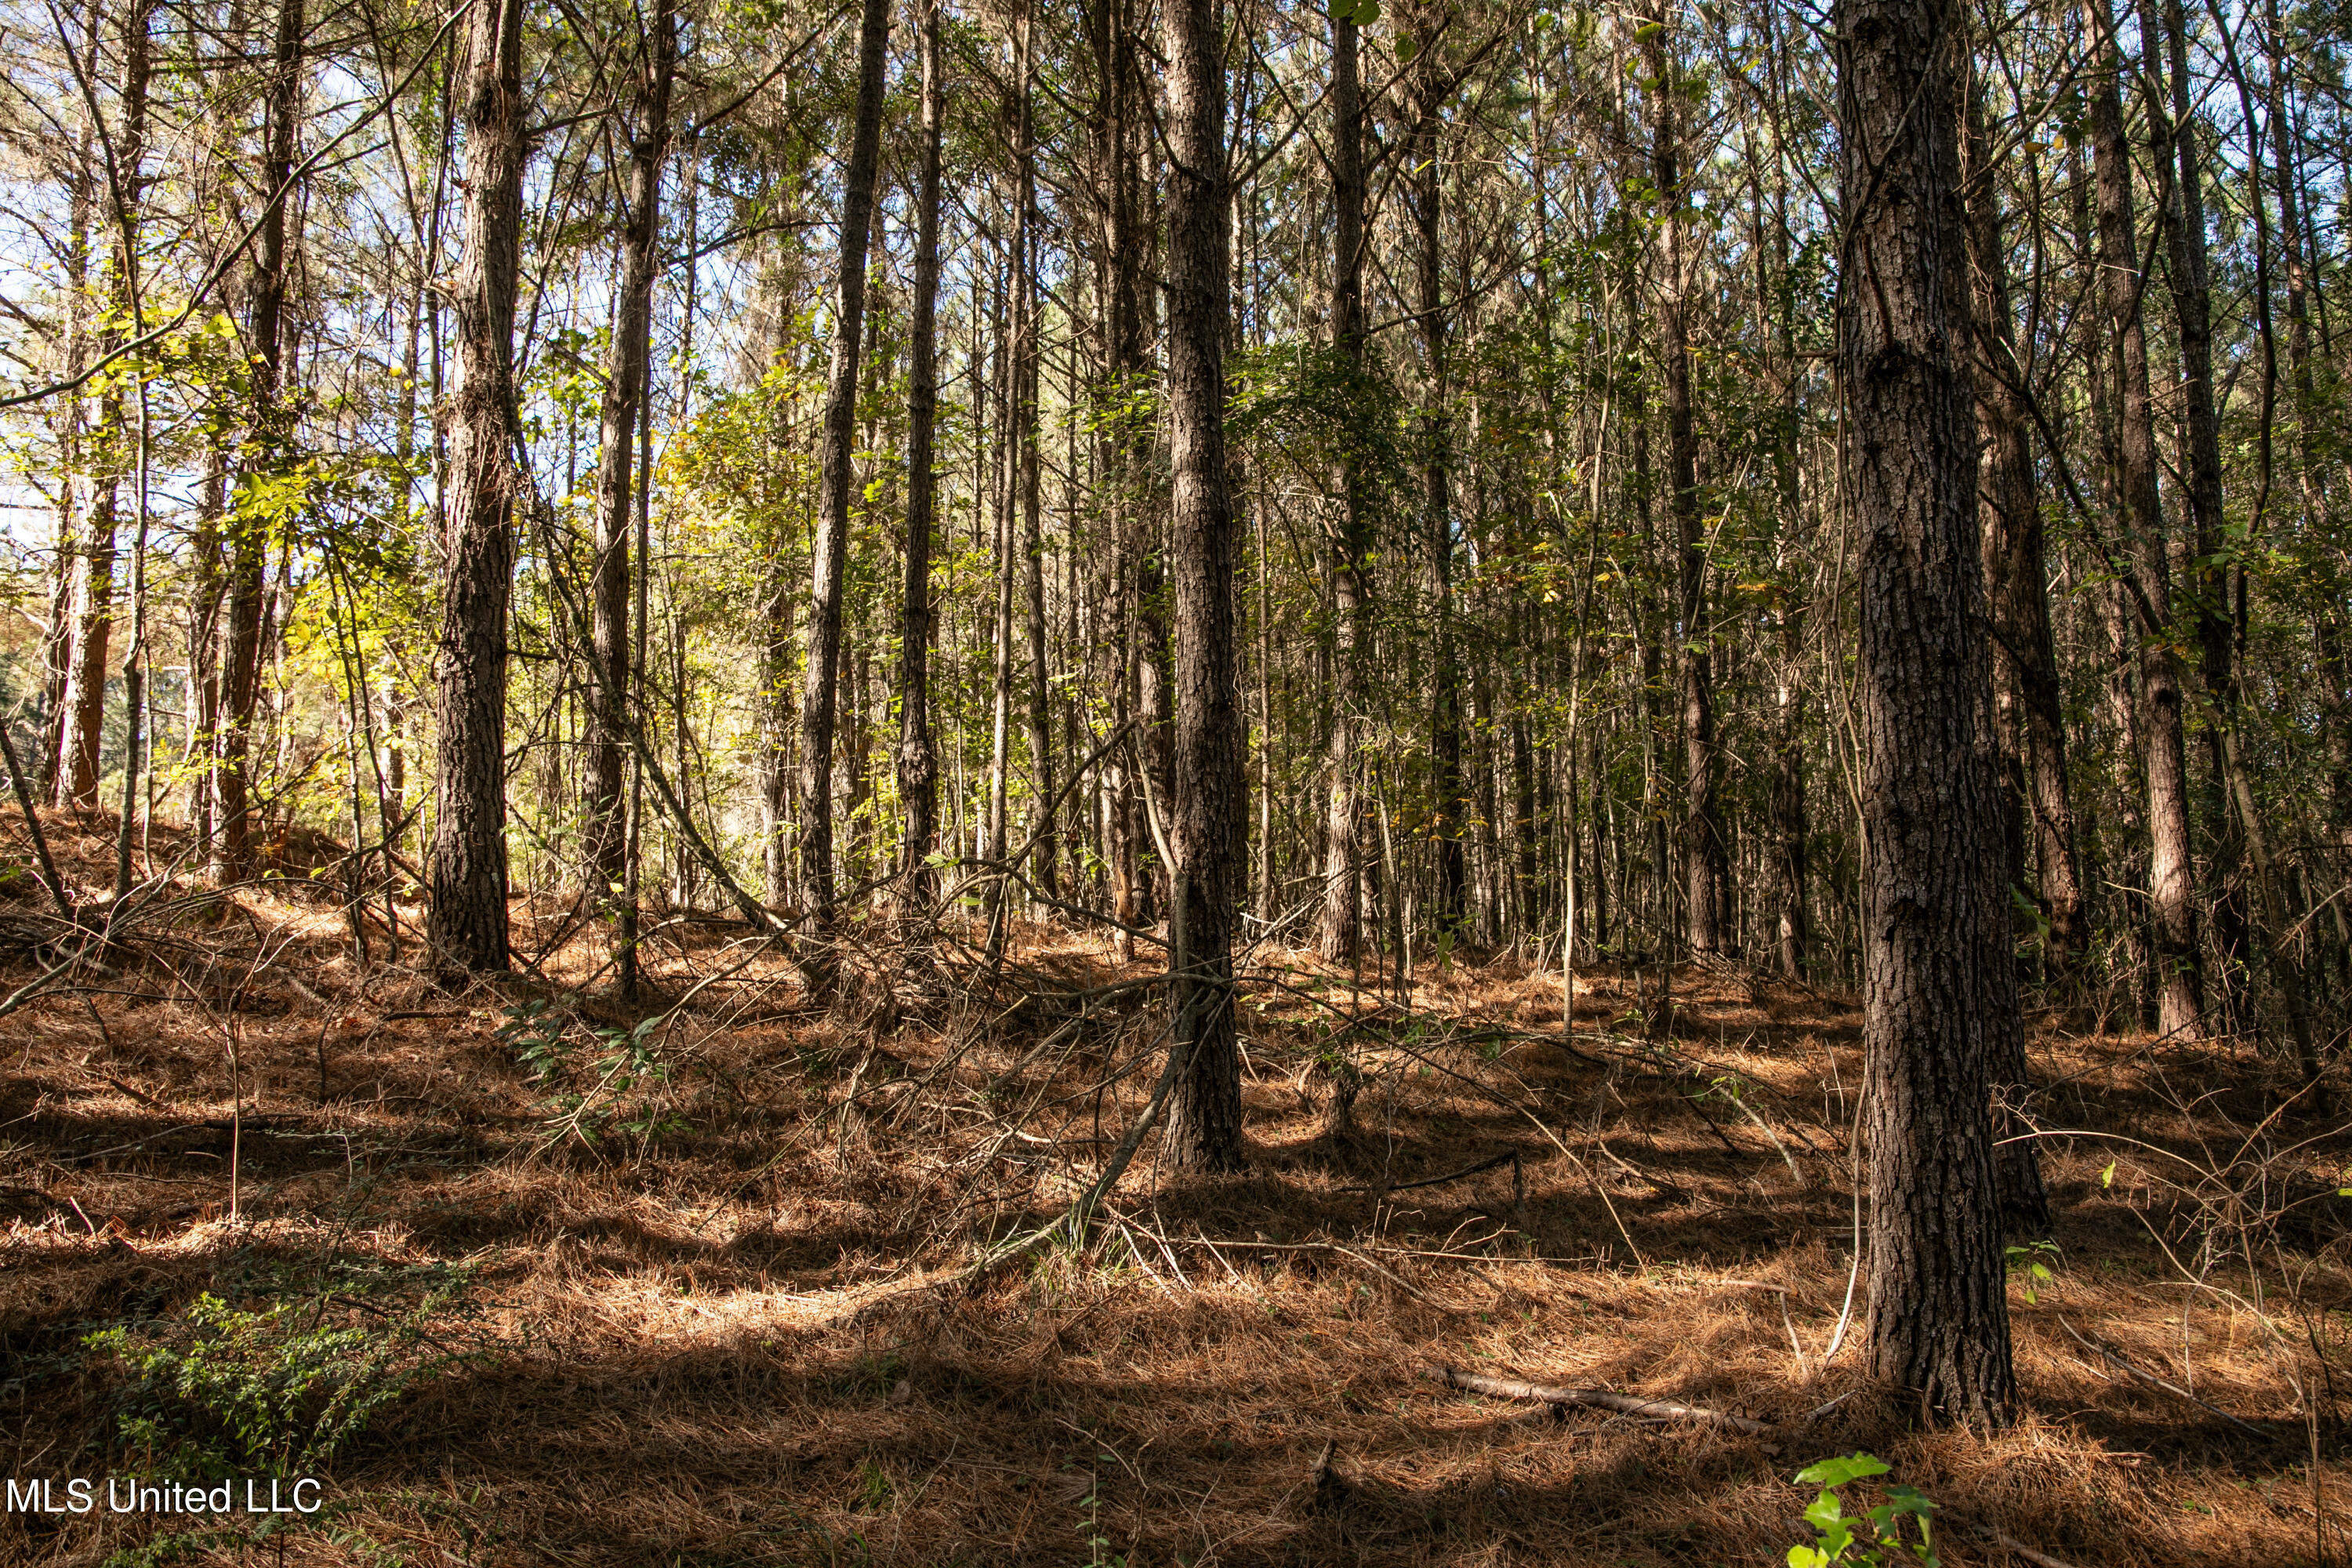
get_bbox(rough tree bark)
[1839,0,2018,1427]
[426,0,526,974]
[1160,0,1245,1172]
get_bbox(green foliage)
[84,1276,474,1477]
[1074,1457,1127,1568]
[1788,1454,1938,1567]
[2006,1240,2062,1304]
[852,1458,895,1512]
[495,1000,684,1148]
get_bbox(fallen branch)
[1340,1148,1517,1194]
[1421,1364,1771,1433]
[2056,1317,2271,1438]
[1983,1529,2084,1568]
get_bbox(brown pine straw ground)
[1,811,2346,1566]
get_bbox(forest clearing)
[0,815,2340,1566]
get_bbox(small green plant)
[85,1277,473,1476]
[2005,1239,2062,1303]
[496,1000,682,1147]
[1075,1458,1126,1568]
[1787,1453,1937,1566]
[852,1458,895,1512]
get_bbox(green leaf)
[1795,1454,1891,1489]
[2101,1162,2117,1189]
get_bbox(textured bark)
[2088,0,2201,1041]
[896,0,944,914]
[425,0,525,974]
[1160,0,1244,1173]
[584,0,675,918]
[1644,21,1726,956]
[1838,0,2017,1427]
[1316,11,1368,964]
[796,0,891,932]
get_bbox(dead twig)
[1421,1364,1772,1433]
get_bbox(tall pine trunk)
[212,0,300,869]
[58,0,154,813]
[1160,0,1243,1171]
[897,0,944,915]
[1316,9,1368,964]
[796,0,891,947]
[1644,20,1726,956]
[1841,0,2017,1428]
[2088,0,2201,1041]
[426,0,526,973]
[585,0,675,965]
[1405,11,1467,937]
[1962,72,2056,1237]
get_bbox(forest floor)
[1,810,2347,1566]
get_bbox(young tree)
[1316,3,1370,964]
[797,0,891,946]
[1840,0,2016,1426]
[1642,14,1726,956]
[55,0,154,813]
[211,0,300,876]
[896,0,945,916]
[2087,0,2201,1041]
[584,0,678,981]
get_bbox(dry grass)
[1,810,2345,1566]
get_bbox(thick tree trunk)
[796,0,891,938]
[2089,0,2202,1041]
[897,0,944,915]
[1160,0,1244,1172]
[1316,10,1368,964]
[426,0,526,974]
[1644,23,1726,956]
[1839,0,2018,1428]
[584,0,675,933]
